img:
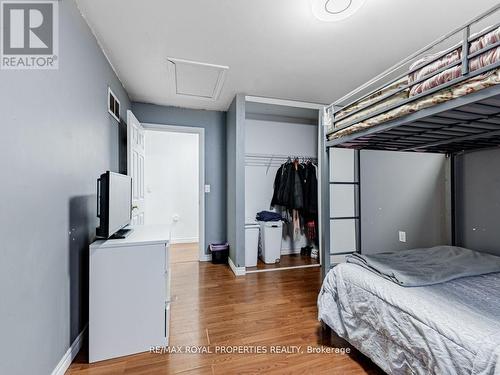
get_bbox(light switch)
[205,184,211,193]
[399,231,406,243]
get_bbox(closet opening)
[243,98,323,273]
[142,124,206,263]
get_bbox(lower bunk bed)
[317,246,500,375]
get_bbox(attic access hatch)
[167,58,229,101]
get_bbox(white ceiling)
[76,0,500,111]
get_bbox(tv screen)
[96,171,132,238]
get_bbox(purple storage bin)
[209,242,229,264]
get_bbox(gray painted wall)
[456,148,500,255]
[226,95,246,267]
[0,1,130,374]
[131,102,227,253]
[360,150,449,254]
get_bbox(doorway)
[143,124,206,262]
[241,97,323,274]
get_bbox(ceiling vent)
[167,58,229,101]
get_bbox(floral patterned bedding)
[327,68,500,141]
[333,78,409,129]
[326,25,500,141]
[409,26,500,96]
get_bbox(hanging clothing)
[293,210,301,240]
[270,164,284,207]
[279,163,291,205]
[306,220,316,242]
[270,158,319,244]
[302,162,318,217]
[291,161,304,210]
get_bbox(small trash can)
[245,221,260,267]
[210,242,229,264]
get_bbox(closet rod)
[245,153,318,161]
[245,153,318,174]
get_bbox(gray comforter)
[318,254,500,375]
[346,246,500,286]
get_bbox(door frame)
[142,123,207,262]
[241,95,324,275]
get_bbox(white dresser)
[89,225,171,363]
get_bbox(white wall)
[145,130,199,243]
[245,119,318,252]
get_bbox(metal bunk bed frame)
[320,4,500,277]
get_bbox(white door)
[127,110,145,225]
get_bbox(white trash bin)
[258,221,283,264]
[245,221,260,267]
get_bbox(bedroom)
[1,1,500,374]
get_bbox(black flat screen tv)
[96,171,132,239]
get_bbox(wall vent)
[167,58,229,101]
[108,87,120,122]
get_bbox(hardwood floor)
[246,253,320,272]
[170,242,199,264]
[67,257,383,374]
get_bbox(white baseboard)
[281,248,301,255]
[245,263,320,274]
[171,237,199,244]
[199,253,212,262]
[228,257,246,276]
[51,325,87,375]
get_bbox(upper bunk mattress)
[318,262,500,375]
[326,25,500,142]
[333,78,409,129]
[327,67,500,141]
[409,26,500,97]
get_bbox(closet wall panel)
[226,95,246,267]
